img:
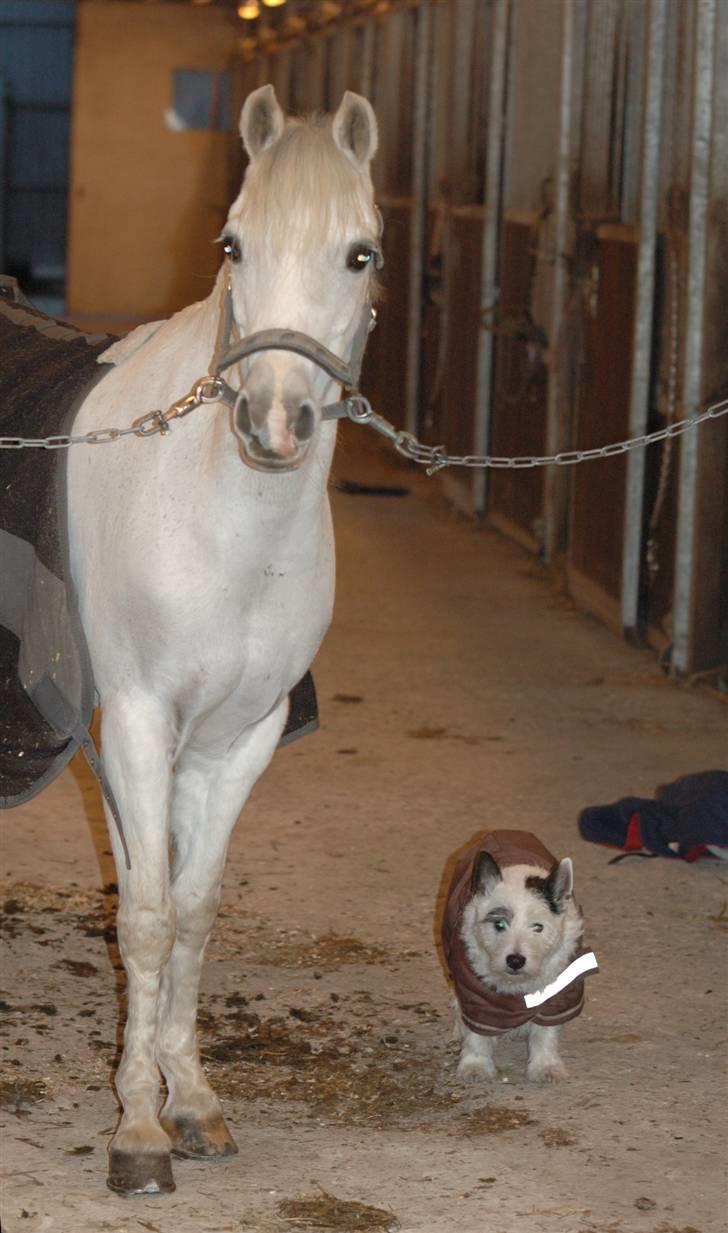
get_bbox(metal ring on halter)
[195,377,227,404]
[344,394,374,423]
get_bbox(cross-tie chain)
[345,394,728,476]
[2,383,726,476]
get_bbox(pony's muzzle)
[233,386,317,472]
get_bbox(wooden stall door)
[567,225,637,631]
[421,206,484,457]
[487,214,548,552]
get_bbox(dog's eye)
[493,919,507,933]
[532,923,544,933]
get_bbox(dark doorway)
[0,0,76,313]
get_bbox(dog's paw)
[527,1060,568,1084]
[456,1056,497,1085]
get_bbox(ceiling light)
[238,0,260,17]
[261,0,288,8]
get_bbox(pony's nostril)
[295,400,316,442]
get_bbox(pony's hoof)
[162,1112,238,1160]
[107,1148,175,1196]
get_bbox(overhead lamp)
[261,0,288,8]
[238,0,260,17]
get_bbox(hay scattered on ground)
[0,1075,48,1113]
[248,930,390,971]
[540,1125,577,1147]
[0,880,106,915]
[201,1008,457,1129]
[459,1107,532,1135]
[277,1191,399,1232]
[0,879,536,1140]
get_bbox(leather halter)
[210,205,384,420]
[210,281,378,422]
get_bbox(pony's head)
[222,85,380,472]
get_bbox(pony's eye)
[222,235,242,263]
[346,244,375,273]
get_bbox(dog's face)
[461,852,583,995]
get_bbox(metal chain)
[2,377,727,479]
[346,396,728,476]
[0,376,226,451]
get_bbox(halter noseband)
[211,284,377,422]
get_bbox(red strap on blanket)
[625,812,644,851]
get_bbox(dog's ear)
[471,851,502,896]
[544,857,574,911]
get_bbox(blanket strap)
[77,730,132,870]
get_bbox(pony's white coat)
[67,86,379,1187]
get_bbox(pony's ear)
[332,91,378,167]
[240,84,285,161]
[471,851,502,897]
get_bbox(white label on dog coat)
[523,951,599,1008]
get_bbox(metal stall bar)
[405,0,432,437]
[472,0,511,516]
[621,0,668,639]
[542,0,584,562]
[671,0,716,675]
[0,76,6,271]
[360,13,375,101]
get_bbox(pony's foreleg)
[101,693,177,1196]
[157,704,288,1159]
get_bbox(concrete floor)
[1,429,726,1233]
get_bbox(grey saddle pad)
[0,279,317,810]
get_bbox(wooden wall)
[66,1,238,326]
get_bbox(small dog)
[441,829,597,1083]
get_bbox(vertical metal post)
[621,0,667,637]
[360,15,375,101]
[472,0,511,515]
[542,0,583,562]
[672,0,716,675]
[405,0,432,437]
[0,77,6,273]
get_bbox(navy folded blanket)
[579,770,728,862]
[0,279,317,811]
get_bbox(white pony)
[68,85,380,1195]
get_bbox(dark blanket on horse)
[0,279,317,811]
[0,283,112,806]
